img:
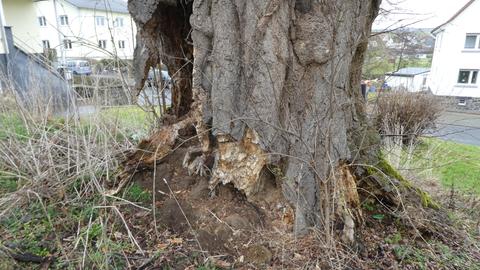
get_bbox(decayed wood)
[107,114,195,196]
[336,164,362,243]
[210,128,268,197]
[126,116,195,168]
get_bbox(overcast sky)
[373,0,471,30]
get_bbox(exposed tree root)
[108,115,196,196]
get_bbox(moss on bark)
[366,157,439,210]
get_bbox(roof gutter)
[385,71,430,77]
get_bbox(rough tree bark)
[127,0,385,238]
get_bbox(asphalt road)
[432,112,480,146]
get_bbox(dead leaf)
[294,253,305,260]
[209,257,232,268]
[115,232,125,240]
[157,243,169,250]
[169,238,183,244]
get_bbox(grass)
[391,241,479,270]
[82,105,160,143]
[405,138,480,195]
[0,194,137,268]
[0,105,153,198]
[0,105,152,143]
[124,183,151,204]
[97,106,153,131]
[0,113,29,140]
[0,176,17,194]
[0,102,155,269]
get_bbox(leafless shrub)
[375,91,442,145]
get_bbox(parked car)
[61,60,92,76]
[147,68,172,89]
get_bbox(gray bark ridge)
[191,0,380,232]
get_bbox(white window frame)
[114,17,124,27]
[95,16,106,26]
[457,69,478,85]
[464,34,480,50]
[458,98,467,106]
[59,15,69,26]
[98,40,107,49]
[63,39,72,50]
[38,16,47,27]
[42,40,50,49]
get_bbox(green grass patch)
[124,183,151,203]
[0,173,18,194]
[407,138,480,195]
[1,106,153,143]
[0,190,135,269]
[385,233,402,244]
[392,241,479,269]
[80,106,154,142]
[0,202,55,258]
[98,106,151,130]
[0,105,154,268]
[0,113,29,140]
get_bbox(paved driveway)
[432,112,480,146]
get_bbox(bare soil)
[115,145,480,269]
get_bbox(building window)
[95,16,106,26]
[59,15,69,26]
[457,69,478,84]
[98,40,107,49]
[114,17,124,27]
[464,34,480,49]
[458,98,467,106]
[63,39,72,49]
[42,40,50,49]
[118,40,125,49]
[38,16,47,27]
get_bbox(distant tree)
[363,35,395,79]
[363,29,434,79]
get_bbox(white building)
[429,0,480,106]
[0,0,72,109]
[386,67,430,92]
[1,0,44,54]
[34,0,136,61]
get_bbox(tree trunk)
[128,0,382,237]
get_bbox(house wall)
[34,0,136,61]
[429,0,480,99]
[0,27,73,112]
[412,73,429,92]
[438,96,480,113]
[34,0,78,61]
[386,76,414,91]
[0,0,7,54]
[386,73,428,92]
[2,0,43,53]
